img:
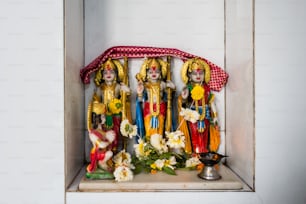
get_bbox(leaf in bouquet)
[145,159,155,166]
[172,152,184,160]
[150,154,159,161]
[174,161,184,169]
[173,155,186,167]
[159,152,172,159]
[133,163,144,175]
[132,156,142,164]
[131,154,138,160]
[144,143,154,151]
[163,166,176,175]
[142,166,151,174]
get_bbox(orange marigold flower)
[197,163,204,172]
[151,169,157,174]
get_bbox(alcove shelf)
[64,0,254,192]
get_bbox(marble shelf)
[75,165,245,192]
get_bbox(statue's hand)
[181,86,189,99]
[137,82,144,95]
[89,131,109,149]
[100,114,106,125]
[166,80,176,89]
[213,118,218,126]
[120,83,131,93]
[89,132,99,145]
[105,130,115,143]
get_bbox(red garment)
[110,115,121,151]
[189,84,211,153]
[188,120,210,153]
[143,102,167,117]
[86,130,108,173]
[102,115,121,152]
[87,147,107,173]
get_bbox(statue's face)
[190,68,204,83]
[103,69,116,83]
[147,67,161,82]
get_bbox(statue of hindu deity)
[178,58,220,154]
[93,58,130,152]
[136,58,175,139]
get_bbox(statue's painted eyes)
[148,69,161,74]
[103,70,115,75]
[191,70,204,75]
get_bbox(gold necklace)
[147,82,160,117]
[101,82,116,104]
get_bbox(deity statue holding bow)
[93,58,130,152]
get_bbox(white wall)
[0,1,64,204]
[225,0,255,188]
[0,0,306,204]
[255,0,306,203]
[64,0,85,189]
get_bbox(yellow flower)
[191,85,204,100]
[150,163,157,169]
[108,98,122,114]
[164,156,177,170]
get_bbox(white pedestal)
[77,165,244,192]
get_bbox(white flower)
[113,150,133,168]
[133,138,146,158]
[120,119,137,138]
[164,156,177,170]
[150,134,168,154]
[113,165,133,182]
[186,156,201,168]
[129,126,138,138]
[165,131,186,149]
[179,108,200,123]
[151,159,165,170]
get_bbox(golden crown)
[147,58,161,70]
[102,58,116,70]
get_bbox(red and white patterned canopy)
[80,46,228,92]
